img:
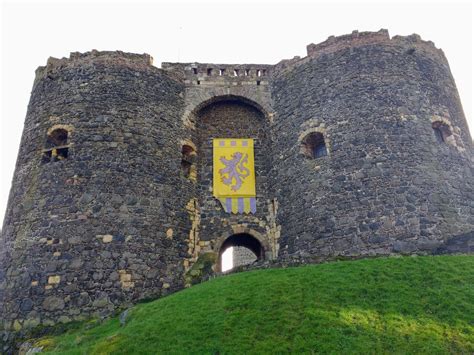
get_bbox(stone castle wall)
[271,30,473,261]
[1,30,473,343]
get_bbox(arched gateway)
[218,233,264,272]
[183,94,278,273]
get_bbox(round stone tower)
[0,51,189,333]
[271,30,473,261]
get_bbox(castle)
[1,29,473,336]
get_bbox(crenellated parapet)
[34,50,155,85]
[162,62,272,86]
[306,29,390,57]
[275,29,449,75]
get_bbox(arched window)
[43,128,70,163]
[181,144,196,180]
[301,132,327,159]
[432,121,451,144]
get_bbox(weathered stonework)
[233,246,258,268]
[271,30,473,262]
[1,30,473,346]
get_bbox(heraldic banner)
[213,138,256,214]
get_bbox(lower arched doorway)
[219,233,264,272]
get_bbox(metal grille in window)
[42,128,69,163]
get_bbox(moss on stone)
[185,252,217,286]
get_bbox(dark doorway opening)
[219,233,264,272]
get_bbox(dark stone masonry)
[1,29,473,346]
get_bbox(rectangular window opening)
[42,147,69,163]
[207,68,213,76]
[234,69,239,77]
[57,147,69,159]
[192,68,198,74]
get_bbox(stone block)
[48,276,61,285]
[100,235,113,243]
[42,296,65,311]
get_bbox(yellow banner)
[213,139,256,198]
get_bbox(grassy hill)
[32,255,473,354]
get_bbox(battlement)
[276,29,447,74]
[32,30,448,87]
[34,50,154,83]
[390,33,446,60]
[306,29,390,57]
[162,62,272,86]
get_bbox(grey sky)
[1,0,472,226]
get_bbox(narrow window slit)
[181,144,196,179]
[432,121,452,144]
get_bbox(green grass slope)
[35,256,473,354]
